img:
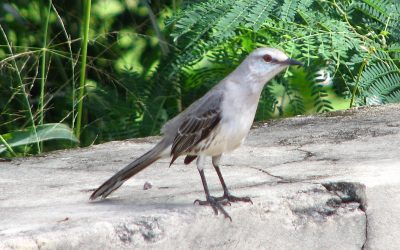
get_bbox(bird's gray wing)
[167,90,223,165]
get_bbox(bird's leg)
[212,155,253,204]
[193,156,232,221]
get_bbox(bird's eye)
[263,54,273,63]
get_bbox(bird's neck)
[227,68,266,97]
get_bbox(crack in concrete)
[242,164,333,185]
[296,148,316,161]
[261,147,319,168]
[362,212,369,250]
[247,166,288,181]
[279,146,340,166]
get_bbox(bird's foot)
[216,192,253,204]
[194,196,232,221]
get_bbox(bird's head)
[245,47,303,82]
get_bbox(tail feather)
[90,140,169,200]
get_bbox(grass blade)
[0,25,41,153]
[75,0,92,140]
[0,135,17,157]
[39,0,51,126]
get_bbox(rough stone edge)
[322,182,368,249]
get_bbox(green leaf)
[280,0,300,22]
[0,123,79,154]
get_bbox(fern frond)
[245,0,278,31]
[354,0,400,41]
[213,0,254,38]
[283,80,305,116]
[162,0,400,123]
[360,61,398,90]
[170,0,232,47]
[357,51,400,104]
[280,0,301,22]
[256,84,277,120]
[312,85,334,113]
[386,90,400,103]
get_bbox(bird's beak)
[284,58,303,67]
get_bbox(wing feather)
[169,108,221,165]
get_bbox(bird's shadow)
[89,197,197,213]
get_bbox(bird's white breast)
[201,80,261,156]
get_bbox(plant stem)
[75,0,92,140]
[349,59,367,108]
[39,0,51,126]
[142,0,169,56]
[39,0,51,151]
[51,3,77,142]
[0,25,41,154]
[0,135,17,157]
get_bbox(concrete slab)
[1,104,400,249]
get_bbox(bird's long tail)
[90,140,169,200]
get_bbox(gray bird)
[90,47,302,220]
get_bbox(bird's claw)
[216,192,253,204]
[194,196,232,221]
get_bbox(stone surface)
[1,104,400,249]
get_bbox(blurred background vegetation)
[0,0,399,157]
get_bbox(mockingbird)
[90,47,302,220]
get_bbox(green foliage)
[0,123,78,156]
[357,51,400,105]
[161,0,400,124]
[1,0,400,157]
[0,0,171,156]
[281,0,301,22]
